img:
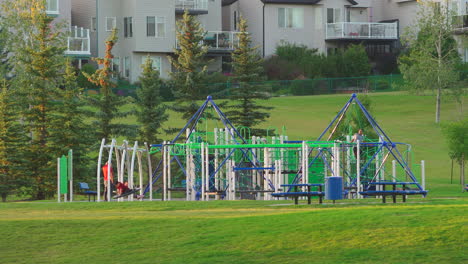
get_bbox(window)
[106,17,116,32]
[123,57,131,78]
[156,17,166,37]
[327,8,342,23]
[234,11,237,30]
[278,8,304,28]
[112,57,120,77]
[147,16,166,37]
[141,56,162,74]
[46,0,59,14]
[91,17,97,32]
[147,17,155,37]
[124,17,133,38]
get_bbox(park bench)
[360,182,428,203]
[79,182,97,202]
[272,184,324,205]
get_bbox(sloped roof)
[260,0,358,5]
[222,0,239,6]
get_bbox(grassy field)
[3,92,465,264]
[1,199,466,264]
[120,92,465,197]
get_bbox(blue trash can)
[325,176,343,200]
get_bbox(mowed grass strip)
[1,200,466,264]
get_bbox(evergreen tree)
[50,60,93,183]
[169,10,208,120]
[331,95,378,141]
[0,28,11,79]
[84,29,135,141]
[0,81,28,202]
[1,0,68,199]
[135,56,168,145]
[226,16,272,134]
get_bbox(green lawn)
[3,92,464,264]
[121,92,465,196]
[1,199,466,264]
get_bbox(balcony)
[65,26,91,57]
[176,31,241,54]
[175,0,208,15]
[453,15,468,34]
[326,22,398,41]
[46,0,59,16]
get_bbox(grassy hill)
[0,199,466,264]
[121,92,465,197]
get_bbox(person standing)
[351,129,364,158]
[102,161,114,201]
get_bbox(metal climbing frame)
[141,94,427,201]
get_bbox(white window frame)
[278,8,304,29]
[46,0,59,15]
[327,8,342,23]
[156,17,167,38]
[106,17,117,32]
[141,56,162,75]
[147,16,166,38]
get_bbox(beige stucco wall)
[237,0,264,55]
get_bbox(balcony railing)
[176,31,241,52]
[175,0,208,11]
[203,31,241,50]
[65,26,91,56]
[326,22,398,40]
[46,0,59,15]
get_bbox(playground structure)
[95,139,152,202]
[137,94,427,202]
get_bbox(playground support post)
[421,160,425,192]
[201,142,205,201]
[163,141,167,201]
[97,138,106,202]
[392,160,396,182]
[357,140,361,199]
[69,150,73,202]
[57,157,61,203]
[107,139,116,202]
[346,136,351,186]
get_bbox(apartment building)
[222,0,467,62]
[0,0,91,60]
[72,0,239,82]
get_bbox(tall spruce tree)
[226,16,272,134]
[1,0,68,199]
[0,81,29,202]
[169,10,208,120]
[50,61,93,182]
[84,29,135,141]
[135,56,168,145]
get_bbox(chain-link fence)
[205,74,404,98]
